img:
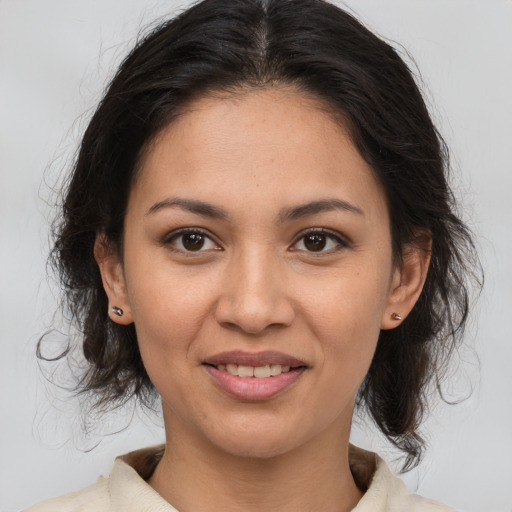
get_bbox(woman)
[28,0,479,510]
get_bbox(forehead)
[131,87,387,221]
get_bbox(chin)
[215,435,297,460]
[205,417,315,461]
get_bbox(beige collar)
[110,444,450,512]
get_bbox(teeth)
[217,363,293,378]
[238,365,254,378]
[226,363,238,375]
[253,365,271,378]
[270,364,283,376]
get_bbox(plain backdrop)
[1,1,511,511]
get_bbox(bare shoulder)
[24,476,111,512]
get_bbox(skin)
[96,87,430,512]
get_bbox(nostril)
[214,295,295,334]
[213,259,296,333]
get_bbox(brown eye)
[304,234,327,252]
[167,230,219,252]
[182,233,205,251]
[292,230,345,253]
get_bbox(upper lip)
[203,351,307,368]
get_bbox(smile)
[214,363,292,378]
[203,351,307,401]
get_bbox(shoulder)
[25,445,173,512]
[350,446,458,512]
[24,476,111,512]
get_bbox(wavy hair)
[39,0,481,470]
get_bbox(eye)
[165,229,220,252]
[291,230,346,253]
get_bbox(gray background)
[1,1,511,510]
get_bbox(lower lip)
[204,365,306,401]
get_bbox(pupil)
[183,233,204,251]
[305,234,326,251]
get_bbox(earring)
[111,306,124,317]
[392,312,403,321]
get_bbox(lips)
[203,351,307,401]
[204,350,306,368]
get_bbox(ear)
[381,231,431,330]
[94,235,133,325]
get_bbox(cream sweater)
[26,445,456,511]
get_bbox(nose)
[214,247,295,335]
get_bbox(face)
[100,88,415,459]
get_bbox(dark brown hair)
[40,0,481,470]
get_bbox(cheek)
[302,265,389,334]
[125,267,216,365]
[300,265,390,377]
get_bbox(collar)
[110,444,405,512]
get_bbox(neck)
[149,412,363,512]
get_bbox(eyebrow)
[146,197,363,222]
[146,198,230,220]
[277,199,364,222]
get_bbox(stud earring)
[111,306,124,317]
[392,312,402,321]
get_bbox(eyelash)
[291,228,348,254]
[162,228,348,254]
[162,228,220,253]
